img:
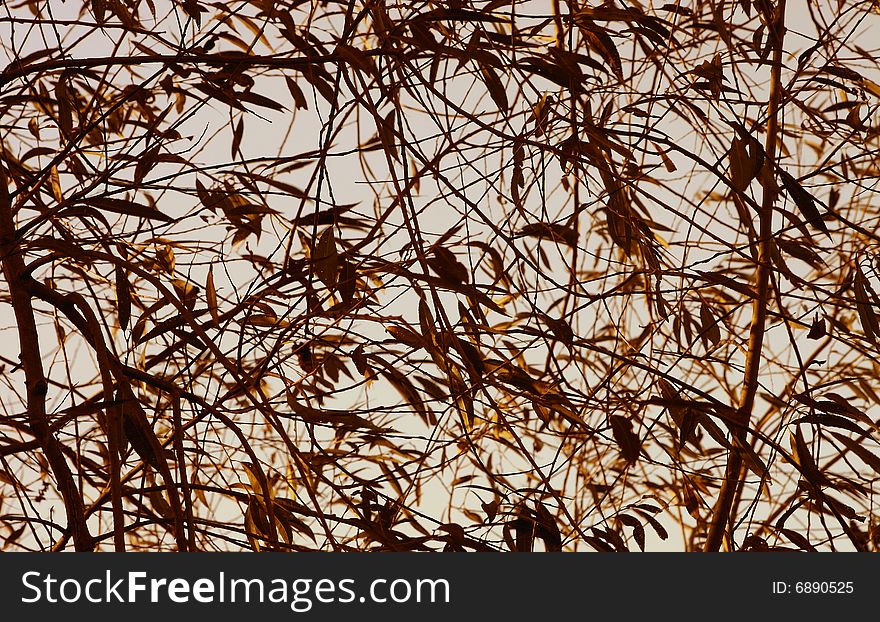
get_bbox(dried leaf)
[171,278,198,310]
[91,0,107,23]
[427,246,469,285]
[699,301,721,348]
[231,117,244,159]
[84,197,173,222]
[729,136,755,191]
[481,66,508,111]
[793,414,866,436]
[337,260,357,303]
[517,222,579,248]
[481,499,499,523]
[149,490,173,519]
[49,165,63,203]
[285,76,308,110]
[206,265,219,322]
[55,72,74,139]
[854,266,879,342]
[829,432,880,475]
[807,316,826,340]
[314,226,338,288]
[116,265,130,330]
[779,170,829,235]
[616,513,646,551]
[779,528,816,552]
[336,43,377,76]
[609,415,641,464]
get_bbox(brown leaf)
[793,414,866,436]
[116,265,130,330]
[533,503,562,551]
[181,0,205,25]
[517,222,579,248]
[699,301,721,348]
[285,76,308,110]
[854,266,879,342]
[171,278,198,310]
[776,238,823,268]
[246,495,272,540]
[231,117,244,159]
[155,244,175,274]
[55,72,74,139]
[543,314,574,345]
[789,426,819,476]
[274,497,316,542]
[634,507,669,541]
[195,179,232,214]
[616,513,646,551]
[149,490,173,519]
[237,89,286,112]
[481,499,499,523]
[779,170,829,235]
[481,66,508,111]
[49,165,63,203]
[427,246,469,285]
[206,265,219,322]
[386,324,426,350]
[609,415,641,463]
[84,197,173,222]
[337,260,357,303]
[91,0,107,23]
[377,109,399,162]
[313,226,338,288]
[336,43,378,77]
[729,136,756,191]
[807,316,826,340]
[829,432,880,475]
[109,0,139,27]
[779,528,817,552]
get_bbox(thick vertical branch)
[704,1,787,552]
[0,167,94,551]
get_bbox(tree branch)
[0,166,94,551]
[704,0,787,552]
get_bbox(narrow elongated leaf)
[231,117,244,159]
[285,76,308,110]
[792,413,866,436]
[854,266,880,342]
[84,197,173,222]
[699,301,721,348]
[481,66,508,111]
[313,227,338,288]
[115,265,130,330]
[829,432,880,475]
[779,170,829,235]
[206,265,219,322]
[616,513,646,551]
[517,222,579,247]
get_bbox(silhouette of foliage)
[1,0,880,552]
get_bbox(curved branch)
[0,166,94,551]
